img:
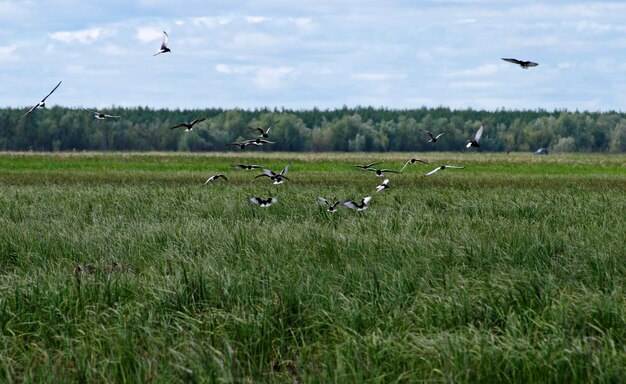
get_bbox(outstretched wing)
[248,126,264,135]
[361,196,372,205]
[41,80,62,102]
[400,160,412,172]
[170,123,187,129]
[190,117,206,126]
[22,104,38,117]
[280,164,289,176]
[265,120,279,134]
[501,58,522,65]
[424,167,442,177]
[425,130,435,140]
[317,196,330,207]
[474,125,484,142]
[82,107,97,115]
[161,31,169,50]
[250,197,261,205]
[341,200,358,210]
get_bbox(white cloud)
[245,16,268,24]
[188,16,231,28]
[253,66,297,90]
[447,64,499,78]
[0,44,19,60]
[352,72,407,81]
[215,63,256,74]
[135,27,165,44]
[49,27,114,44]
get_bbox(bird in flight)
[244,138,275,146]
[501,58,538,69]
[250,196,277,207]
[154,31,171,56]
[232,164,262,170]
[23,80,62,117]
[204,174,228,184]
[341,197,372,211]
[248,120,278,139]
[424,165,465,177]
[365,167,401,177]
[353,162,382,170]
[400,158,429,172]
[425,130,445,143]
[376,179,389,193]
[170,118,206,132]
[227,141,252,150]
[255,165,290,185]
[82,108,121,120]
[466,125,484,148]
[317,197,341,213]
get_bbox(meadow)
[0,151,625,383]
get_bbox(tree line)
[0,106,625,152]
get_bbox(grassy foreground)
[0,151,625,383]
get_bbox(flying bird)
[317,196,341,213]
[466,125,484,148]
[82,108,121,120]
[341,197,372,211]
[353,162,382,170]
[227,141,252,150]
[501,58,538,69]
[23,80,62,117]
[244,138,275,146]
[170,118,206,132]
[204,174,228,184]
[376,179,389,193]
[425,130,445,143]
[400,158,429,172]
[154,31,170,56]
[424,165,465,177]
[248,120,278,139]
[365,167,401,177]
[232,164,262,170]
[250,196,277,207]
[255,165,290,185]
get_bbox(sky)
[2,0,626,111]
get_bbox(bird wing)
[474,125,484,142]
[104,114,122,118]
[170,123,186,129]
[502,58,522,65]
[82,107,97,114]
[248,126,264,134]
[362,196,372,205]
[22,105,38,117]
[525,61,539,67]
[424,167,442,176]
[265,120,279,134]
[444,166,465,169]
[280,164,289,176]
[250,197,261,205]
[425,130,435,139]
[41,80,62,102]
[190,117,206,126]
[262,169,277,177]
[400,160,412,172]
[381,169,400,174]
[268,198,278,206]
[317,196,329,207]
[340,201,358,209]
[161,31,169,49]
[366,162,382,168]
[435,133,445,139]
[381,179,389,186]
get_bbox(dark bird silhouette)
[341,197,372,211]
[376,179,389,193]
[244,138,275,146]
[466,125,484,148]
[248,120,278,139]
[82,108,121,120]
[204,174,228,184]
[255,165,290,185]
[353,162,382,170]
[227,141,252,150]
[317,196,341,213]
[365,167,401,177]
[425,130,445,143]
[501,58,538,69]
[232,164,262,170]
[400,158,429,172]
[170,118,206,132]
[23,80,62,117]
[424,165,465,177]
[154,31,170,56]
[250,196,277,207]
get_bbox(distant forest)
[1,106,625,152]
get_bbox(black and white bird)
[255,165,290,185]
[424,165,465,177]
[466,125,484,148]
[170,118,206,132]
[250,196,277,207]
[341,197,372,211]
[365,167,401,177]
[400,158,429,172]
[317,196,341,213]
[248,120,278,139]
[425,130,445,143]
[23,80,62,117]
[82,108,121,120]
[353,162,382,170]
[153,31,171,56]
[232,164,262,170]
[204,174,228,184]
[376,179,389,193]
[244,138,275,146]
[227,141,252,150]
[501,58,538,69]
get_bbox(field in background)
[1,152,625,382]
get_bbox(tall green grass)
[0,152,625,382]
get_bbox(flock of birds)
[20,30,538,212]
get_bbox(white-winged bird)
[376,179,389,193]
[248,120,278,139]
[204,174,228,184]
[424,165,465,177]
[317,196,341,213]
[244,138,275,146]
[501,58,538,69]
[466,125,484,148]
[170,118,206,132]
[23,80,62,117]
[232,164,262,170]
[425,130,445,143]
[250,196,277,207]
[341,196,372,211]
[365,167,401,177]
[154,31,170,56]
[82,108,121,120]
[255,165,290,185]
[400,158,429,172]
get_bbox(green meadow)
[0,151,625,383]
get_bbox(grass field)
[1,151,625,382]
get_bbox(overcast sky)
[2,0,626,111]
